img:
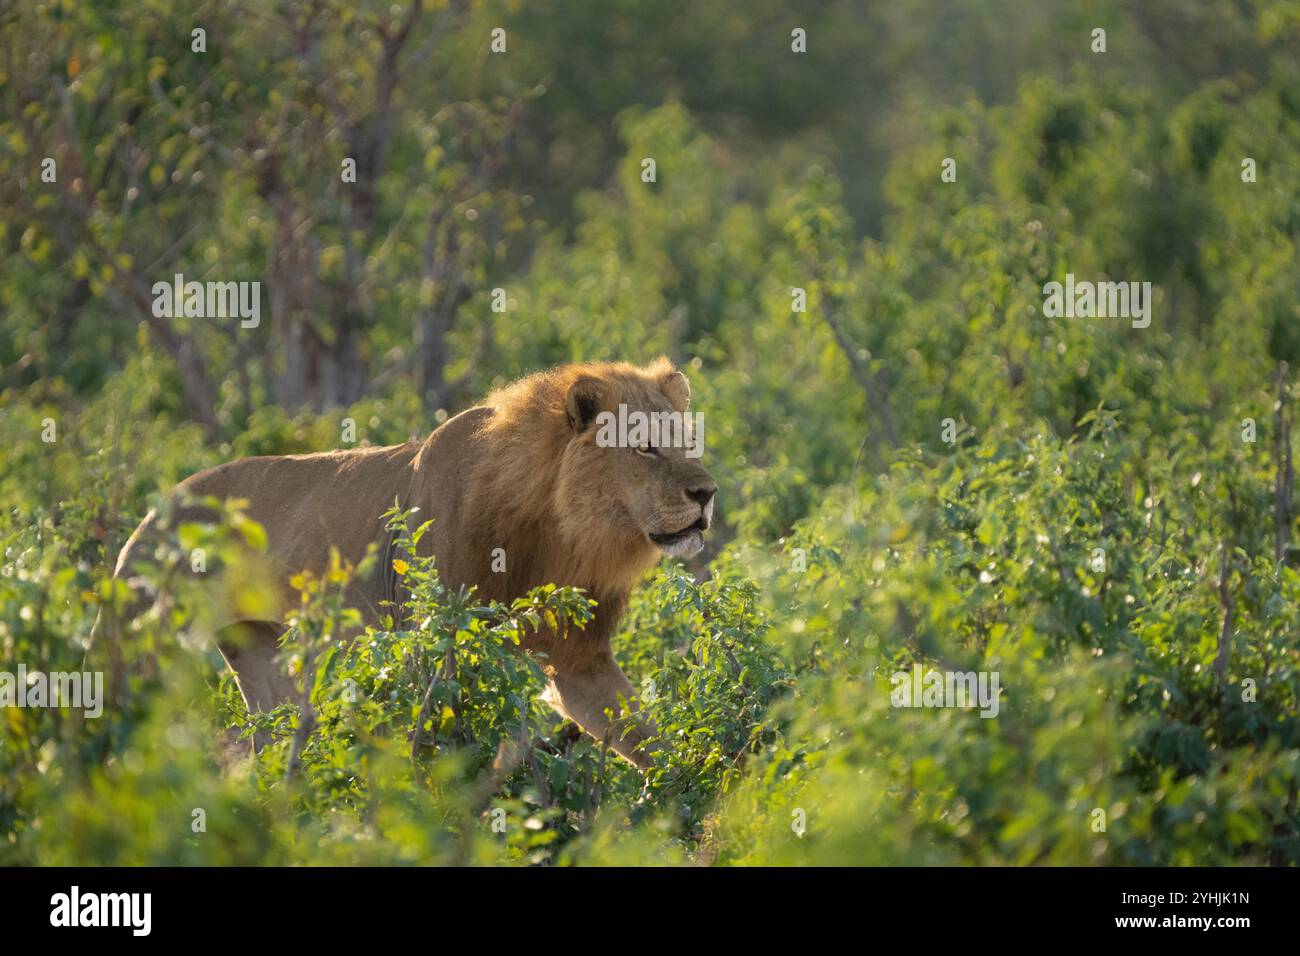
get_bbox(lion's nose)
[685,481,716,508]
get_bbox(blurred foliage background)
[2,0,1299,864]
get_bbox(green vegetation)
[2,0,1299,865]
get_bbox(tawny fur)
[102,357,716,768]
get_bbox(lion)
[101,357,716,768]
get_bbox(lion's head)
[470,357,716,600]
[554,357,716,560]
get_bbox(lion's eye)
[635,444,658,458]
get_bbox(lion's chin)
[648,525,706,559]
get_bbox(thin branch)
[1274,361,1293,564]
[1214,542,1235,682]
[816,283,900,450]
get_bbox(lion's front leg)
[542,653,659,770]
[217,620,297,754]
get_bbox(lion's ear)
[565,375,610,432]
[661,369,691,412]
